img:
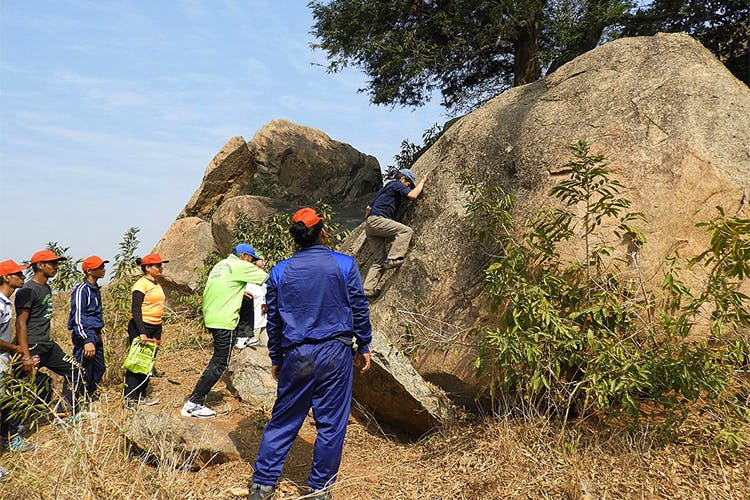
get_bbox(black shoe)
[384,258,404,270]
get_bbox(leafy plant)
[385,123,442,179]
[103,227,141,331]
[467,140,749,448]
[232,200,349,267]
[0,363,53,430]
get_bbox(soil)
[1,321,749,499]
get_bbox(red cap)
[30,249,67,264]
[0,260,28,276]
[141,253,169,265]
[292,207,323,228]
[82,255,109,272]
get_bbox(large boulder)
[224,345,278,411]
[153,217,217,295]
[248,119,382,205]
[125,408,240,469]
[156,121,382,294]
[225,330,454,438]
[179,136,255,219]
[351,330,455,438]
[349,33,750,403]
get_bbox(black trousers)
[235,295,255,340]
[29,341,82,414]
[123,320,162,401]
[188,328,233,405]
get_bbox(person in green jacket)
[181,243,267,418]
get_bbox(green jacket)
[202,254,268,330]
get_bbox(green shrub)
[467,141,749,449]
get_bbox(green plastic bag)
[122,338,158,375]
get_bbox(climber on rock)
[362,168,427,299]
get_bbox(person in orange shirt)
[123,253,168,407]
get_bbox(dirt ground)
[2,327,749,499]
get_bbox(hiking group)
[0,168,427,498]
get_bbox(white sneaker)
[235,338,248,349]
[245,336,259,347]
[181,400,216,418]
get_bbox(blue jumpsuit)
[252,244,372,490]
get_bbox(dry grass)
[1,305,748,499]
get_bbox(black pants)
[188,328,233,405]
[29,342,82,414]
[235,295,255,340]
[123,320,162,401]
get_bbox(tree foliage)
[309,0,748,113]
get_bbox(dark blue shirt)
[369,180,412,220]
[266,245,372,366]
[67,279,104,344]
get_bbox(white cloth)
[244,282,267,329]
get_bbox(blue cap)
[233,243,260,260]
[398,168,416,186]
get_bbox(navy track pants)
[73,336,105,398]
[252,339,354,490]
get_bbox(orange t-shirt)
[132,277,165,325]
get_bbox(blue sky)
[0,1,445,269]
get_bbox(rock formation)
[156,119,382,294]
[347,33,750,405]
[151,33,749,425]
[125,409,240,469]
[225,331,455,438]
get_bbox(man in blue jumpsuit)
[249,207,372,500]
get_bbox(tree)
[309,0,748,113]
[310,0,553,111]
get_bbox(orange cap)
[0,259,28,276]
[141,253,169,265]
[30,249,67,264]
[82,255,109,272]
[292,207,323,228]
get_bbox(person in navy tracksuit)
[249,208,372,500]
[67,255,108,399]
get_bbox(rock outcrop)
[348,33,750,404]
[180,136,255,220]
[210,195,289,254]
[249,119,382,204]
[152,217,217,294]
[157,120,382,294]
[125,409,240,469]
[225,330,454,438]
[152,33,749,424]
